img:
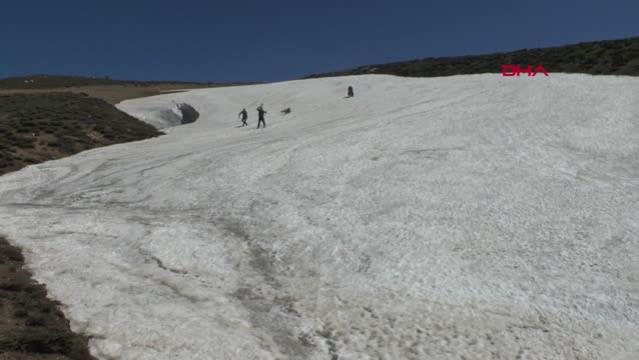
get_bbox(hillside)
[307,36,639,78]
[0,74,211,90]
[1,74,637,359]
[0,75,258,104]
[0,92,162,176]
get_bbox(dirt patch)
[0,236,95,359]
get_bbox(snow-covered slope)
[1,74,638,359]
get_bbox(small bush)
[25,315,46,327]
[13,309,28,318]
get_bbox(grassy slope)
[0,74,215,89]
[0,92,162,176]
[306,36,639,78]
[0,75,257,104]
[0,84,203,105]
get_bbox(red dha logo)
[502,64,549,77]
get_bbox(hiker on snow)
[257,104,267,129]
[238,108,248,127]
[347,86,354,98]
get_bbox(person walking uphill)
[257,104,267,129]
[238,108,248,127]
[347,86,354,98]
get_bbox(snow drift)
[0,74,638,359]
[117,100,199,129]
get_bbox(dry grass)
[0,92,162,175]
[0,83,213,105]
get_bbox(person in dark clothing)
[257,104,267,129]
[238,108,248,127]
[347,86,354,98]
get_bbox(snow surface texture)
[1,74,639,359]
[124,101,199,129]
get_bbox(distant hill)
[306,36,639,78]
[0,75,258,104]
[0,74,212,90]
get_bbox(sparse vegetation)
[0,92,162,175]
[0,74,212,90]
[0,236,96,359]
[0,75,258,104]
[307,36,639,78]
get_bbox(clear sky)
[2,0,637,83]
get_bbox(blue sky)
[1,0,637,82]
